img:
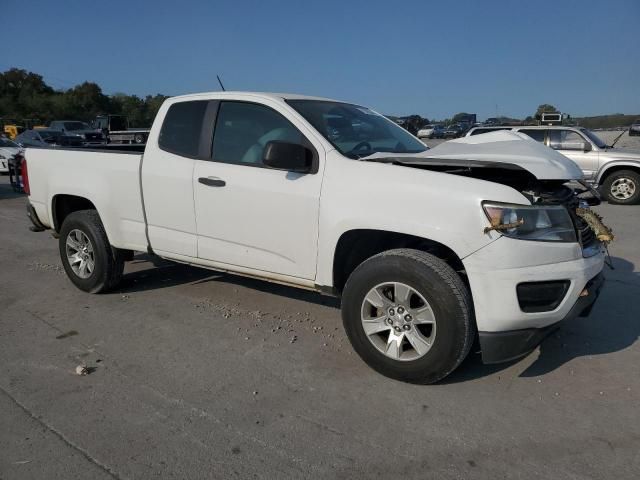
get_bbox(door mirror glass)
[582,141,592,152]
[262,141,314,173]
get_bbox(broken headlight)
[482,202,576,242]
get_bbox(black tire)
[341,249,474,384]
[58,210,125,293]
[602,169,640,205]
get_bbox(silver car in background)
[467,125,640,204]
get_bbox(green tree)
[534,104,558,120]
[62,82,111,120]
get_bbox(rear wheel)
[602,169,640,205]
[59,210,125,293]
[341,249,474,384]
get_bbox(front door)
[548,129,598,180]
[193,100,323,280]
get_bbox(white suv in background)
[0,136,22,173]
[467,125,640,204]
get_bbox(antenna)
[216,75,226,92]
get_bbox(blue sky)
[3,0,639,120]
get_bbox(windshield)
[580,128,608,148]
[0,137,19,148]
[63,121,89,131]
[286,100,428,159]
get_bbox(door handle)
[198,176,226,187]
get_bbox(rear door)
[192,99,324,280]
[548,129,598,179]
[141,100,215,257]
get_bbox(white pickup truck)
[23,92,606,383]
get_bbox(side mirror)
[583,142,592,152]
[262,141,315,173]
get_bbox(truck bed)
[26,147,148,252]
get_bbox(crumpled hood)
[365,130,584,180]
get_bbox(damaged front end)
[392,158,612,254]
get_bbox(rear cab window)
[159,101,210,158]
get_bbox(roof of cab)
[168,91,341,103]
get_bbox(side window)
[212,102,305,166]
[158,101,209,158]
[548,130,585,151]
[518,129,546,143]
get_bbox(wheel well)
[599,165,640,184]
[52,195,97,232]
[332,229,465,293]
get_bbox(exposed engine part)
[576,208,614,244]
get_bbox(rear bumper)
[26,203,47,232]
[479,272,605,363]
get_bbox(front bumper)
[462,236,606,363]
[478,273,604,363]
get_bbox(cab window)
[211,101,306,166]
[159,101,209,158]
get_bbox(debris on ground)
[75,365,90,375]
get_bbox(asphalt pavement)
[1,175,639,479]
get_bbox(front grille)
[575,214,597,249]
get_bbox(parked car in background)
[442,124,464,138]
[91,114,150,144]
[23,91,606,383]
[417,124,448,139]
[466,125,640,204]
[0,136,22,173]
[15,129,84,148]
[417,124,435,139]
[629,119,640,137]
[49,121,106,146]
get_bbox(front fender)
[315,153,530,286]
[596,160,640,184]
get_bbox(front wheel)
[341,249,474,384]
[59,210,125,293]
[602,169,640,205]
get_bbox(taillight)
[20,156,30,195]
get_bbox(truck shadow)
[443,256,639,383]
[118,254,340,308]
[119,254,638,384]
